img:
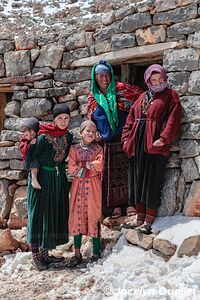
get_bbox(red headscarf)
[38,123,67,137]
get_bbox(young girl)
[20,117,41,189]
[68,120,103,265]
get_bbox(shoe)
[126,206,136,217]
[121,220,138,229]
[111,207,122,219]
[69,254,82,267]
[136,224,152,235]
[90,254,100,263]
[30,259,48,271]
[41,256,65,265]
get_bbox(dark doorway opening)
[119,60,163,90]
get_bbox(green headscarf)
[91,60,118,132]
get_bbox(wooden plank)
[121,64,130,83]
[0,93,6,131]
[71,42,178,67]
[0,73,51,84]
[0,86,28,92]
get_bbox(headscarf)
[23,117,39,133]
[144,64,168,93]
[94,63,111,75]
[91,59,118,132]
[80,120,97,133]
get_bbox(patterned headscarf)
[80,120,97,132]
[144,64,168,93]
[91,59,118,132]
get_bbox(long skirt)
[102,137,129,210]
[26,168,69,249]
[128,120,168,209]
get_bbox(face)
[150,73,165,86]
[80,125,96,145]
[95,72,111,91]
[54,113,70,130]
[24,128,36,140]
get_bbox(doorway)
[119,60,163,90]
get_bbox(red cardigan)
[122,89,182,157]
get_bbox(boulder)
[8,186,28,229]
[178,235,200,257]
[153,238,177,256]
[126,229,154,250]
[0,228,19,252]
[183,181,200,217]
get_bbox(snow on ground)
[1,215,200,299]
[45,215,200,299]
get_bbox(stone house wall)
[0,0,200,228]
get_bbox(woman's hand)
[30,138,37,145]
[153,139,165,147]
[95,132,102,142]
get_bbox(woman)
[25,103,73,270]
[87,59,143,218]
[122,64,181,234]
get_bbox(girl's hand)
[153,139,164,147]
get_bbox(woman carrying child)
[25,103,73,270]
[68,120,103,265]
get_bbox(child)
[20,117,41,190]
[68,120,103,265]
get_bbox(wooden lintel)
[0,73,51,85]
[71,42,178,67]
[0,86,29,92]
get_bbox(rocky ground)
[0,264,81,300]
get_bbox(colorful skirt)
[102,138,129,209]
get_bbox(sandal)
[111,207,122,219]
[136,224,152,235]
[70,254,82,267]
[126,206,136,217]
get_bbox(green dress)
[25,131,73,249]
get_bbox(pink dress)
[68,142,103,237]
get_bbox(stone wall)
[0,0,200,228]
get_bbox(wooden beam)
[0,73,51,85]
[0,86,28,92]
[71,42,178,67]
[121,64,130,83]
